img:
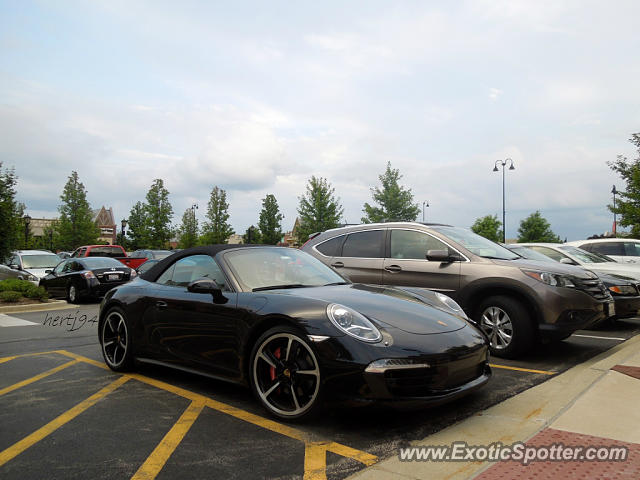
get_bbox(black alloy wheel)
[250,327,322,420]
[101,308,133,371]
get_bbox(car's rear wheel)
[476,296,534,358]
[67,283,80,304]
[250,326,322,421]
[100,308,134,371]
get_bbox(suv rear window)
[341,230,384,258]
[315,235,345,257]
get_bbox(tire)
[100,307,134,372]
[67,283,81,304]
[249,326,322,421]
[475,295,535,358]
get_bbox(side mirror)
[45,269,53,274]
[187,278,228,304]
[426,249,461,262]
[559,258,576,265]
[9,264,20,270]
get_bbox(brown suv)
[302,222,614,358]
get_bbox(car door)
[43,260,68,297]
[329,229,385,284]
[146,254,243,380]
[382,228,461,293]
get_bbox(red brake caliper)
[269,347,281,381]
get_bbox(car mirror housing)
[45,269,53,274]
[559,258,576,265]
[426,249,457,262]
[187,278,228,304]
[9,264,20,270]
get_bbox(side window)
[54,260,67,274]
[591,242,624,256]
[156,255,229,290]
[624,242,640,256]
[390,230,448,260]
[315,235,346,257]
[529,246,567,262]
[10,255,20,267]
[579,243,593,252]
[342,230,384,258]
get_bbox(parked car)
[98,245,491,420]
[566,238,640,264]
[5,250,62,280]
[57,251,72,260]
[518,243,640,282]
[302,223,614,358]
[135,258,160,275]
[40,257,136,303]
[129,249,175,261]
[505,244,640,320]
[70,245,147,270]
[0,264,39,284]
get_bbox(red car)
[71,245,147,270]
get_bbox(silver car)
[0,263,39,285]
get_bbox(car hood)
[24,268,53,280]
[280,284,468,335]
[579,263,640,281]
[488,258,598,278]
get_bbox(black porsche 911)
[98,245,491,420]
[40,257,136,303]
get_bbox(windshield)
[507,246,554,263]
[430,226,519,260]
[87,246,124,257]
[81,257,126,269]
[224,248,347,292]
[21,254,60,269]
[558,246,615,264]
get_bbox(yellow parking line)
[304,441,378,480]
[131,401,205,480]
[0,360,79,397]
[0,356,18,364]
[490,363,555,375]
[0,376,130,467]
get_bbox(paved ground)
[1,302,639,479]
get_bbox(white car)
[518,243,640,281]
[6,250,62,281]
[567,238,640,264]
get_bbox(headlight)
[27,273,38,282]
[434,292,468,318]
[522,270,576,288]
[130,269,137,278]
[327,304,382,343]
[609,285,637,296]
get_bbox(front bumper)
[611,294,640,319]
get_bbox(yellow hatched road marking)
[304,441,378,480]
[131,401,205,480]
[490,363,555,375]
[0,376,130,467]
[0,359,78,397]
[0,356,18,364]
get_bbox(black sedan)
[98,245,491,420]
[40,257,136,303]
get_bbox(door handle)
[331,262,344,268]
[384,265,402,273]
[156,301,168,309]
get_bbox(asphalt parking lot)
[1,303,639,480]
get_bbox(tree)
[55,171,99,250]
[608,133,640,237]
[145,179,174,248]
[471,215,503,242]
[177,208,199,248]
[127,201,151,249]
[0,163,25,260]
[296,176,344,243]
[362,162,420,223]
[202,186,234,244]
[242,225,261,244]
[517,211,561,243]
[258,194,283,245]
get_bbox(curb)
[0,300,72,314]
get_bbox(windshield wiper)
[252,284,311,292]
[323,281,349,286]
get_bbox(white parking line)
[571,334,627,341]
[0,314,38,327]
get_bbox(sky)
[1,0,639,241]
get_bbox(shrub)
[0,279,36,294]
[0,291,22,303]
[24,286,48,302]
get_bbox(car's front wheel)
[476,295,535,358]
[250,326,322,421]
[100,308,134,371]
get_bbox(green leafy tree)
[0,163,25,260]
[517,211,561,243]
[145,179,174,248]
[55,171,99,250]
[608,133,640,237]
[258,194,284,245]
[296,176,344,243]
[362,162,420,223]
[127,201,152,249]
[471,215,503,242]
[242,225,261,244]
[177,208,199,248]
[202,186,234,244]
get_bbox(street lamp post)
[422,201,429,223]
[611,185,618,236]
[191,204,198,247]
[49,229,53,251]
[120,219,127,246]
[23,215,31,249]
[493,158,515,243]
